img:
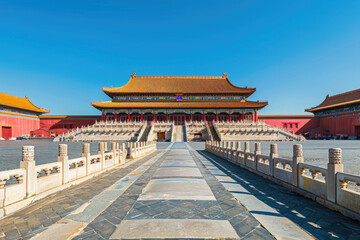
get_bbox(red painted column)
[190,113,193,121]
[241,112,245,121]
[101,112,105,122]
[229,113,232,122]
[140,113,144,122]
[254,111,258,122]
[127,113,130,122]
[203,113,206,122]
[154,113,156,122]
[166,112,169,122]
[114,112,118,122]
[216,113,219,122]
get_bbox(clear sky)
[1,1,359,115]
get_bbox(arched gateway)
[91,73,268,125]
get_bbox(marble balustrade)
[0,141,156,218]
[205,140,360,221]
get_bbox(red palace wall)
[39,115,320,137]
[258,115,318,135]
[0,114,40,139]
[318,114,360,137]
[8,113,358,139]
[40,116,100,136]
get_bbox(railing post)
[120,143,126,164]
[135,142,139,158]
[129,142,134,159]
[254,142,261,170]
[292,144,303,187]
[111,142,117,165]
[57,144,69,184]
[236,142,242,165]
[99,142,105,169]
[20,146,36,197]
[82,143,91,176]
[105,142,108,151]
[270,144,278,177]
[327,148,343,202]
[244,141,250,166]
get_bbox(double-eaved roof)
[306,88,360,112]
[92,73,268,110]
[0,92,50,114]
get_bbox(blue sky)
[1,1,359,115]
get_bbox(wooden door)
[355,126,360,139]
[2,126,12,140]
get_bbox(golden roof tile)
[306,88,360,112]
[0,92,50,114]
[102,73,256,97]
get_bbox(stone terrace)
[0,142,359,240]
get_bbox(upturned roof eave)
[305,98,360,112]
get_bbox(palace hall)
[91,73,268,125]
[0,92,49,140]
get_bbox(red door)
[355,126,360,139]
[173,115,185,125]
[2,126,12,140]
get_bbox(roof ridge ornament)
[131,72,136,78]
[222,73,228,78]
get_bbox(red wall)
[0,114,40,139]
[319,115,360,137]
[260,114,360,138]
[37,114,360,138]
[40,117,99,136]
[258,116,320,135]
[260,118,311,134]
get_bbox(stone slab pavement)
[0,142,359,240]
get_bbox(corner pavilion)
[91,73,268,125]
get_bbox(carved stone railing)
[212,120,304,141]
[185,121,208,141]
[337,173,360,213]
[54,120,146,142]
[298,163,327,198]
[206,141,360,220]
[0,141,156,218]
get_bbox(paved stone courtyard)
[0,142,359,239]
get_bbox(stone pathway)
[0,142,359,240]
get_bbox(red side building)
[306,89,360,139]
[0,92,49,140]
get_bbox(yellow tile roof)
[306,88,360,112]
[0,92,50,114]
[102,73,256,97]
